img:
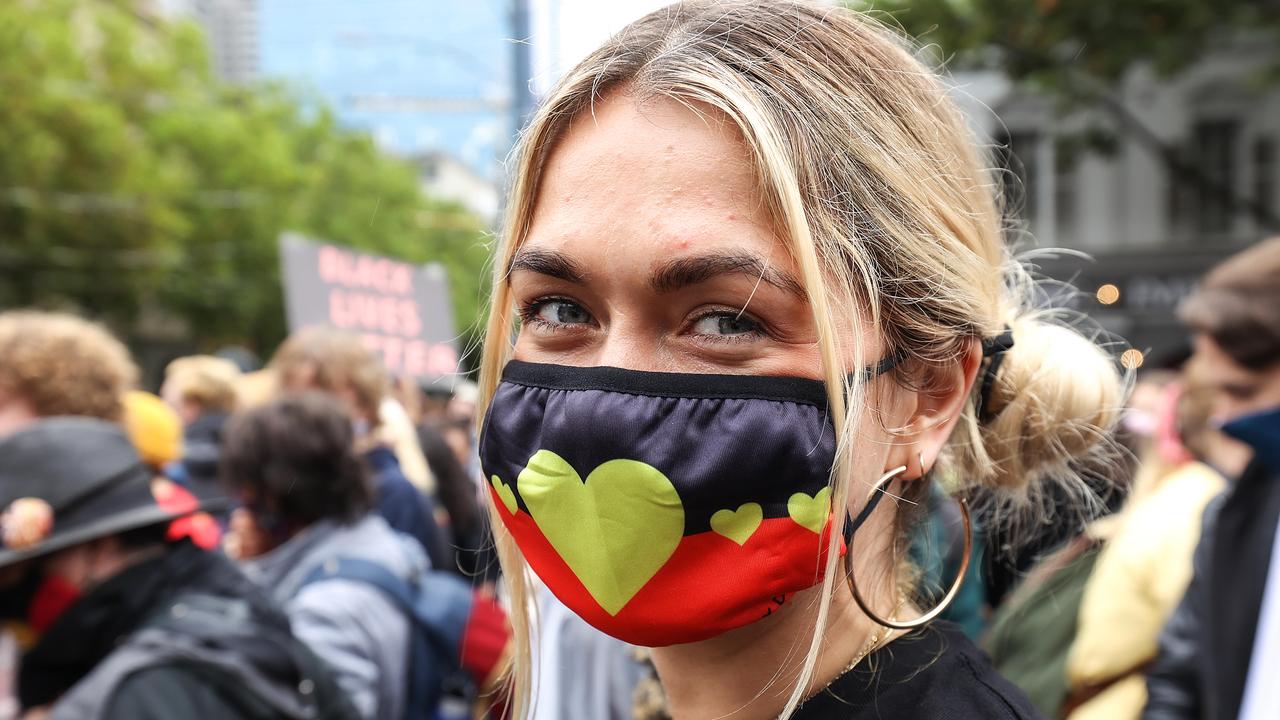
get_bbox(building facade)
[257,0,517,184]
[954,37,1280,362]
[156,0,259,83]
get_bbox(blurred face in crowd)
[159,379,200,426]
[1193,334,1280,422]
[0,387,37,438]
[38,538,130,593]
[1124,371,1176,439]
[446,394,476,426]
[441,424,472,470]
[279,368,372,428]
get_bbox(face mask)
[480,360,886,647]
[1221,405,1280,472]
[27,574,82,635]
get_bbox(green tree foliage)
[858,0,1280,87]
[0,0,491,354]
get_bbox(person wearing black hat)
[0,417,357,720]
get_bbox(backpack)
[300,558,509,720]
[81,591,363,720]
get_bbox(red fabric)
[166,512,221,550]
[27,575,81,635]
[151,478,199,515]
[460,593,511,688]
[491,485,841,647]
[152,480,221,550]
[1156,382,1195,465]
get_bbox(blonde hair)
[165,355,242,413]
[477,2,1123,715]
[0,309,138,421]
[269,327,388,423]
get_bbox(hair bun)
[974,316,1124,491]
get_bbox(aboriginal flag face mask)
[479,359,893,647]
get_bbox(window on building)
[1168,143,1195,239]
[1255,136,1275,221]
[420,157,439,182]
[994,131,1040,223]
[1054,141,1079,243]
[1191,119,1240,236]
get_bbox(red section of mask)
[490,486,841,647]
[27,575,82,634]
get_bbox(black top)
[1146,457,1280,720]
[795,623,1044,719]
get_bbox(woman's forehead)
[523,93,795,280]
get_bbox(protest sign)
[279,233,459,377]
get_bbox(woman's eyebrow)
[508,248,587,284]
[650,252,807,299]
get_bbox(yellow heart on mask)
[788,486,831,534]
[710,503,763,546]
[491,475,518,515]
[518,450,684,616]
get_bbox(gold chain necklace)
[840,629,887,676]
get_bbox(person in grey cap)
[0,417,358,720]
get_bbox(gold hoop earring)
[844,460,973,631]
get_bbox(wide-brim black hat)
[0,417,198,568]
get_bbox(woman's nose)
[592,319,672,373]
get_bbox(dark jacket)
[365,445,451,571]
[417,424,497,581]
[20,541,356,720]
[1144,456,1280,720]
[169,412,231,520]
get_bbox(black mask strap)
[849,349,907,385]
[841,483,890,544]
[838,331,1010,544]
[828,350,901,545]
[975,329,1016,424]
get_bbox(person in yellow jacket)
[1065,378,1248,719]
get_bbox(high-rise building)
[155,0,259,84]
[258,0,520,183]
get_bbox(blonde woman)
[477,2,1122,718]
[160,354,242,505]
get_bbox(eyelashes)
[517,296,768,344]
[517,296,590,330]
[687,310,766,343]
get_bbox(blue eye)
[524,298,593,327]
[691,312,762,338]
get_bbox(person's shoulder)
[804,623,1044,720]
[105,663,273,720]
[938,628,1045,719]
[1147,463,1227,514]
[287,518,424,614]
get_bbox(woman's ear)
[885,338,982,476]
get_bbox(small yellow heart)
[787,486,831,534]
[491,475,518,515]
[710,503,763,546]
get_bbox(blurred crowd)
[0,319,507,719]
[0,238,1276,720]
